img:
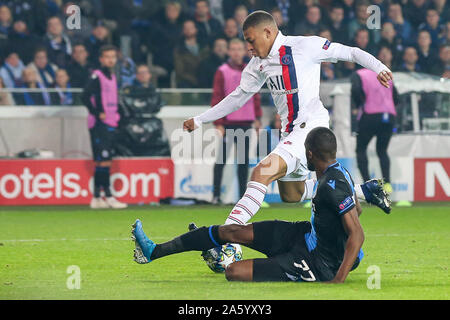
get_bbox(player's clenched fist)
[183,118,197,132]
[377,70,393,88]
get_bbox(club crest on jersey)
[281,54,293,65]
[322,40,331,50]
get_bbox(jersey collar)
[267,31,286,59]
[324,161,339,173]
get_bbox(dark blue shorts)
[89,121,117,162]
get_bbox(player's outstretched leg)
[225,153,286,225]
[131,219,156,264]
[132,220,254,264]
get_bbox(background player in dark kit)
[132,127,366,283]
[82,45,127,209]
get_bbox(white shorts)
[271,115,330,182]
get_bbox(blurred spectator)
[0,51,25,88]
[271,7,289,35]
[59,1,93,43]
[7,19,43,64]
[387,2,414,46]
[27,48,58,88]
[14,67,51,106]
[405,0,430,29]
[399,46,421,72]
[133,64,153,88]
[273,0,294,29]
[174,19,210,88]
[348,1,380,45]
[418,9,445,48]
[338,0,356,21]
[222,18,240,41]
[430,44,450,77]
[0,76,14,105]
[121,64,163,116]
[377,45,395,72]
[0,5,12,56]
[115,51,136,88]
[0,5,12,35]
[336,61,356,78]
[198,37,228,88]
[319,29,335,80]
[432,0,450,22]
[51,69,73,106]
[211,38,262,204]
[84,22,111,68]
[234,5,249,38]
[242,0,274,13]
[67,44,92,88]
[443,21,450,45]
[209,0,226,25]
[417,30,439,73]
[43,16,73,68]
[151,1,185,88]
[378,21,404,68]
[5,0,52,36]
[353,28,376,56]
[327,4,349,45]
[194,0,223,45]
[293,5,325,36]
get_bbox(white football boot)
[105,197,128,209]
[90,197,109,209]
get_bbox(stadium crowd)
[0,0,449,106]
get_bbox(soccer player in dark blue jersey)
[132,127,365,283]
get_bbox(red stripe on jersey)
[279,45,295,133]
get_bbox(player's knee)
[219,224,248,243]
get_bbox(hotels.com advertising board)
[0,159,174,205]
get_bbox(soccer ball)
[202,244,243,273]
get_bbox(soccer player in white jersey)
[183,11,392,226]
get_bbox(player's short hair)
[99,45,117,57]
[242,10,277,31]
[305,127,337,161]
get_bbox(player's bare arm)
[327,207,365,284]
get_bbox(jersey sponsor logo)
[327,180,336,189]
[283,141,292,145]
[322,40,331,50]
[231,209,242,215]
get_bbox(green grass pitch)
[0,203,449,300]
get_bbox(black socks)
[150,226,224,260]
[94,166,112,198]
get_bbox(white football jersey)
[240,32,387,133]
[194,31,389,134]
